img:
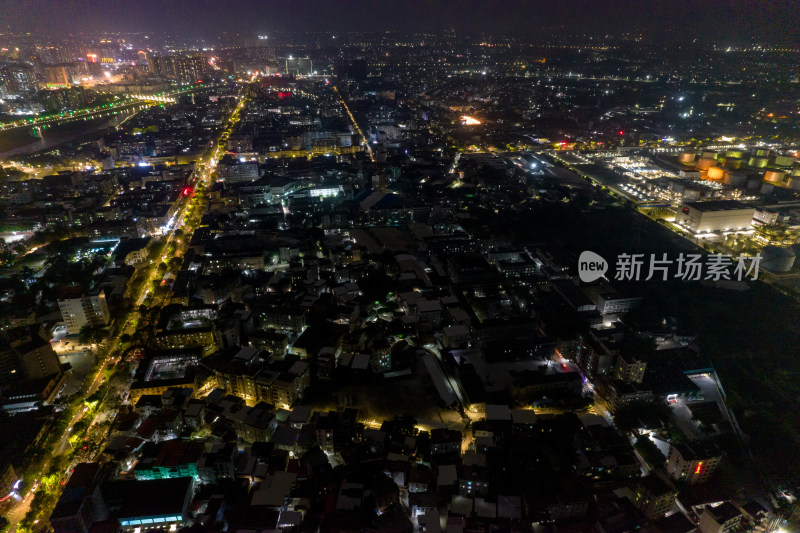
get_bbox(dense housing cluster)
[0,28,799,533]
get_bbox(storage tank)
[702,151,717,160]
[761,246,796,273]
[764,169,786,183]
[756,149,770,157]
[724,157,743,169]
[761,182,775,194]
[723,172,747,187]
[707,166,725,180]
[774,155,796,167]
[746,177,762,190]
[749,156,769,168]
[792,166,800,177]
[678,152,696,164]
[726,150,744,159]
[787,177,800,191]
[696,157,716,171]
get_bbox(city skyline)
[1,0,800,44]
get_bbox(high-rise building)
[0,63,38,95]
[43,64,70,87]
[57,289,111,335]
[285,57,312,76]
[149,53,208,84]
[39,87,87,112]
[0,329,61,384]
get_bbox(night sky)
[1,0,799,44]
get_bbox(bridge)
[129,93,177,103]
[0,84,211,132]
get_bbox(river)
[0,109,137,159]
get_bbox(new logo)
[578,250,608,283]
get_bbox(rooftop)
[683,200,753,212]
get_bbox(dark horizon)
[2,0,800,45]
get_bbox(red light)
[694,463,703,474]
[619,131,624,135]
[183,187,192,196]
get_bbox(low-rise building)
[666,440,722,484]
[101,477,194,532]
[633,474,678,518]
[133,440,205,481]
[698,502,744,533]
[675,200,755,233]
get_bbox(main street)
[333,86,375,162]
[4,86,246,533]
[135,93,246,308]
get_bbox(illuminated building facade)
[57,289,111,335]
[674,200,755,233]
[285,57,312,76]
[149,53,207,84]
[666,441,722,484]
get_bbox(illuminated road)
[3,87,246,533]
[333,86,375,162]
[135,93,247,307]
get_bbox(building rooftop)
[683,200,752,212]
[100,477,192,520]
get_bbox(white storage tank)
[787,177,800,191]
[678,152,696,164]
